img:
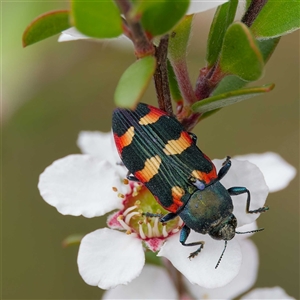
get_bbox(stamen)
[153,217,160,237]
[178,218,184,227]
[125,211,140,224]
[123,179,129,185]
[138,221,146,239]
[117,215,131,231]
[172,218,184,233]
[162,224,168,237]
[147,222,153,238]
[126,229,132,235]
[172,228,180,234]
[123,205,138,216]
[118,193,125,198]
[112,187,118,192]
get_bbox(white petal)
[213,158,269,227]
[78,228,145,289]
[186,239,258,299]
[77,131,117,163]
[241,286,295,300]
[58,27,90,42]
[77,131,128,179]
[38,155,123,218]
[234,152,297,193]
[58,27,133,50]
[158,231,242,288]
[187,0,228,15]
[103,264,178,299]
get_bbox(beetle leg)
[188,132,197,144]
[160,212,178,222]
[217,156,231,181]
[126,171,140,182]
[228,187,269,213]
[180,225,205,259]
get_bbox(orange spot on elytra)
[138,107,162,125]
[163,131,192,155]
[191,168,217,184]
[114,126,134,154]
[135,155,162,183]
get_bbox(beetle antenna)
[215,240,227,269]
[235,228,264,234]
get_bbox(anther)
[112,187,118,192]
[123,179,129,185]
[117,193,125,198]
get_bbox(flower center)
[110,180,183,242]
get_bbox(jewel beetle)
[112,103,268,266]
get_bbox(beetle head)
[209,214,237,241]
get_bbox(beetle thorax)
[179,181,234,235]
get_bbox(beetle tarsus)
[188,244,204,260]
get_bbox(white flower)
[58,1,228,43]
[187,0,228,15]
[38,131,295,290]
[103,264,179,299]
[103,255,296,300]
[103,230,257,299]
[241,286,295,300]
[234,152,296,193]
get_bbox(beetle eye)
[193,179,205,190]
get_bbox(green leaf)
[219,22,264,81]
[213,37,279,96]
[212,75,247,96]
[191,83,275,113]
[135,0,189,36]
[206,0,238,67]
[257,37,280,62]
[62,234,84,248]
[167,60,182,102]
[199,108,222,121]
[22,10,70,47]
[71,0,122,38]
[114,56,156,108]
[168,15,193,62]
[251,0,300,39]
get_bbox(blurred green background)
[2,2,299,299]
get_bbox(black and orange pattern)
[112,103,217,213]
